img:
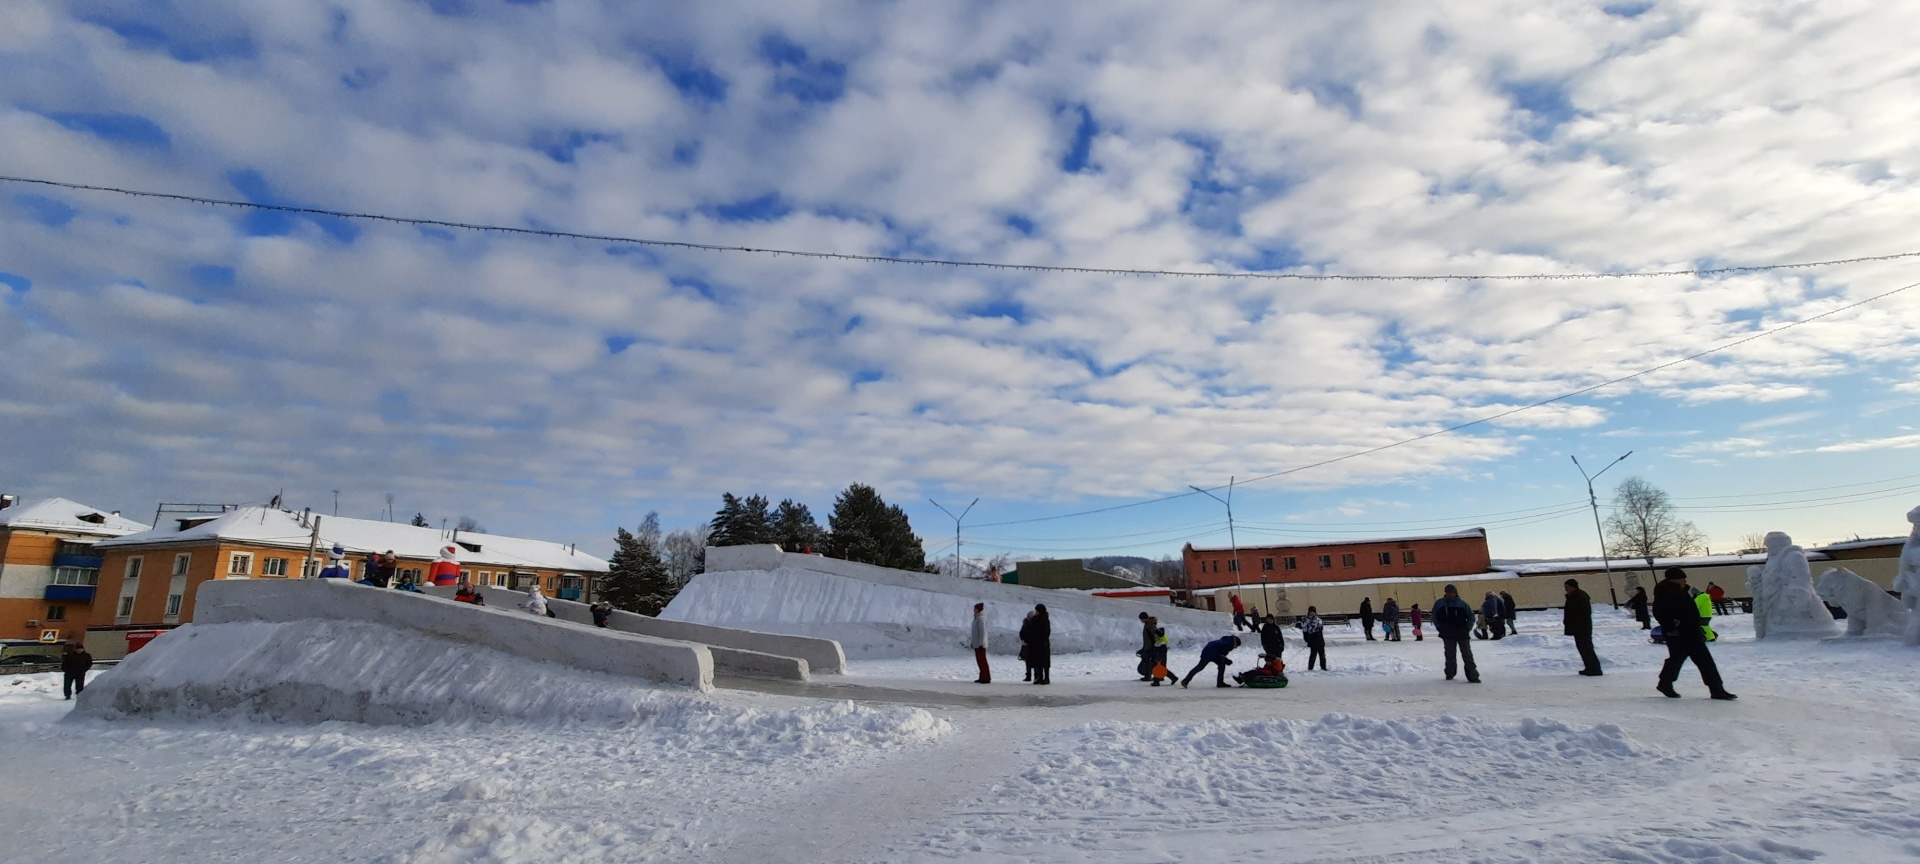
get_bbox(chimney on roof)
[0,494,14,510]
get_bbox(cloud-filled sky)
[4,0,1919,563]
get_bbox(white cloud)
[1816,433,1920,453]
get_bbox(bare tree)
[1604,477,1707,584]
[455,515,486,534]
[1736,532,1768,554]
[662,525,710,587]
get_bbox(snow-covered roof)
[1493,551,1811,575]
[1812,537,1906,552]
[0,497,150,537]
[1186,528,1487,554]
[95,506,606,573]
[1194,571,1521,594]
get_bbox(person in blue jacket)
[1432,585,1481,683]
[1181,635,1242,689]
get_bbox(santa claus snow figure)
[428,544,462,586]
[317,545,352,580]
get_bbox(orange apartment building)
[1182,528,1493,590]
[87,505,609,654]
[0,496,151,643]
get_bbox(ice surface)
[1815,567,1908,638]
[664,566,1223,659]
[1747,532,1841,639]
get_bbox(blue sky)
[2,1,1919,562]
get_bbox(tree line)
[596,483,926,616]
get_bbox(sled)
[1239,674,1289,689]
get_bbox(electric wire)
[6,173,1920,282]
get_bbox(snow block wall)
[662,547,1234,660]
[193,579,713,689]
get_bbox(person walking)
[1500,591,1518,635]
[1693,588,1718,643]
[1149,627,1172,685]
[1019,609,1037,682]
[1259,614,1286,663]
[1564,579,1602,676]
[1136,612,1159,681]
[1482,592,1506,640]
[968,603,992,683]
[1297,607,1329,670]
[61,641,93,700]
[1381,598,1401,642]
[1359,597,1376,641]
[1432,585,1481,683]
[1181,635,1241,688]
[1628,586,1651,630]
[1706,581,1729,616]
[1655,568,1736,700]
[1230,593,1249,632]
[590,600,612,627]
[1410,603,1425,641]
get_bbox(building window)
[1378,552,1392,566]
[1261,557,1274,571]
[229,553,253,575]
[165,594,183,616]
[262,557,288,577]
[46,606,66,621]
[53,567,100,586]
[1284,557,1297,571]
[1403,550,1417,564]
[172,554,191,577]
[460,569,471,581]
[1318,555,1332,569]
[126,557,144,580]
[1226,560,1238,573]
[118,596,135,619]
[1341,554,1356,568]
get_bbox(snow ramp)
[661,546,1234,660]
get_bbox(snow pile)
[74,619,949,752]
[664,566,1220,659]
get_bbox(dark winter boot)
[1709,690,1737,700]
[1658,683,1681,698]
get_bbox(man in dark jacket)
[1655,568,1736,699]
[61,641,93,700]
[1022,604,1052,685]
[1431,585,1480,683]
[1500,591,1518,635]
[1182,635,1241,689]
[1358,597,1376,641]
[1297,608,1328,670]
[1137,611,1158,681]
[1481,592,1506,639]
[1258,614,1286,662]
[1564,579,1602,676]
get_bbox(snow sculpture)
[316,544,352,580]
[428,545,462,587]
[521,584,548,616]
[1895,505,1920,648]
[1815,567,1908,638]
[1746,531,1840,639]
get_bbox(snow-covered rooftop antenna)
[929,497,978,576]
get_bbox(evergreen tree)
[410,513,430,527]
[825,483,927,571]
[772,499,825,552]
[600,518,679,615]
[709,493,774,546]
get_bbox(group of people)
[965,564,1739,700]
[1357,597,1424,642]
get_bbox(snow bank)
[663,565,1226,660]
[73,618,948,749]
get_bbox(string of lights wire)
[6,173,1920,282]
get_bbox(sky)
[3,0,1919,565]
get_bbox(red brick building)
[1182,529,1492,590]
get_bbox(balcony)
[44,585,96,602]
[557,587,583,601]
[52,553,105,569]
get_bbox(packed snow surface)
[664,565,1217,659]
[8,608,1920,863]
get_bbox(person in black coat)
[1499,591,1518,635]
[1258,614,1286,662]
[1654,568,1735,699]
[1021,604,1052,685]
[1358,597,1376,641]
[1627,586,1651,629]
[1563,579,1602,676]
[61,641,93,700]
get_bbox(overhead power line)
[7,173,1920,282]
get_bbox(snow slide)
[663,547,1233,660]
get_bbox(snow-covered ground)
[6,608,1920,863]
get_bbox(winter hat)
[1664,567,1688,581]
[974,602,984,611]
[1443,584,1457,595]
[1139,611,1150,621]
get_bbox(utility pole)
[929,497,978,576]
[1189,477,1241,604]
[1572,452,1632,607]
[332,489,340,517]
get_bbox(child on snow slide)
[1233,655,1288,688]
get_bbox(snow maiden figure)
[428,544,462,587]
[1747,531,1839,639]
[316,544,352,579]
[1895,505,1920,647]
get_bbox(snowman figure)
[316,544,352,580]
[428,544,462,587]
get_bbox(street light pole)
[929,497,978,576]
[1189,477,1241,606]
[1571,452,1632,607]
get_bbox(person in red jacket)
[1230,593,1248,631]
